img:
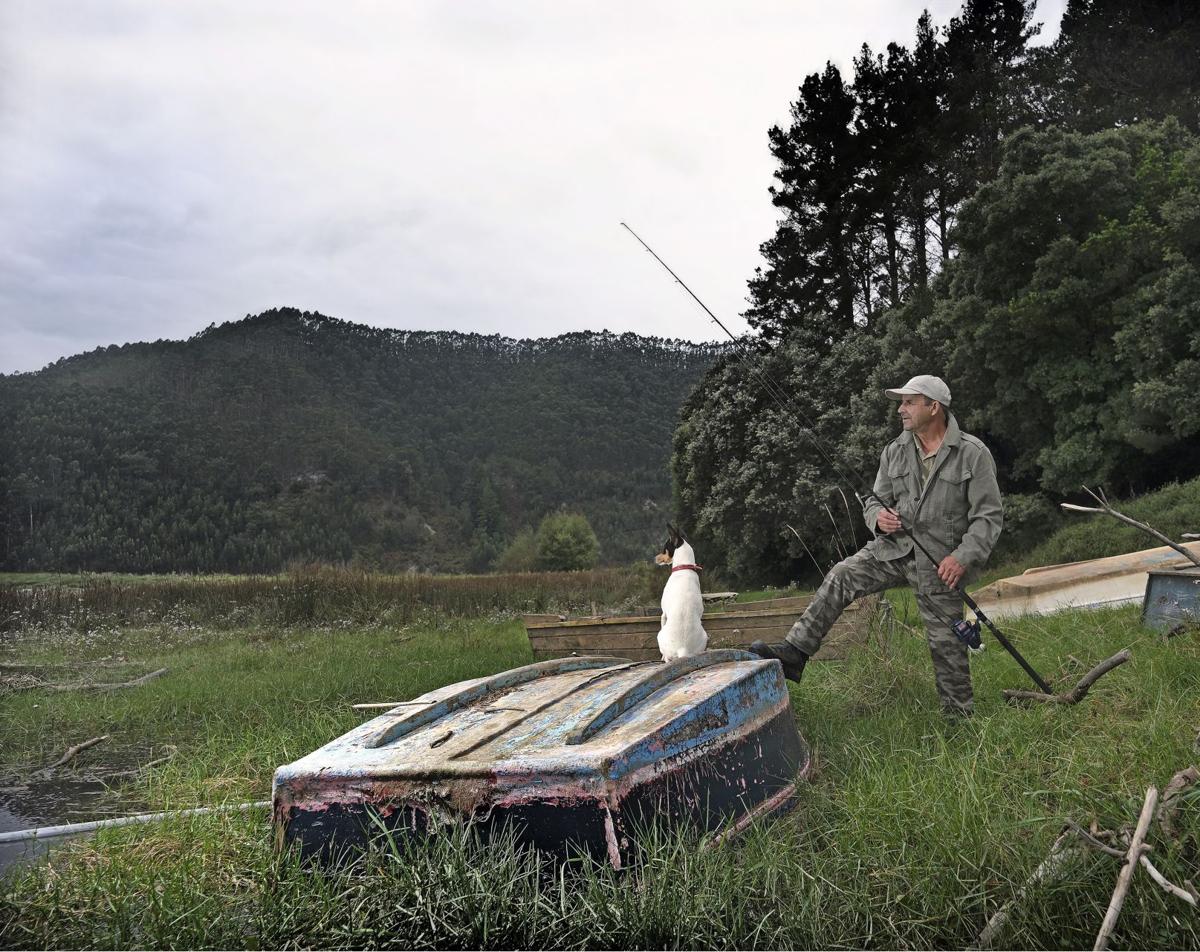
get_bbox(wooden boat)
[523,593,879,663]
[272,650,808,866]
[970,542,1200,621]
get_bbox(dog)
[654,524,709,661]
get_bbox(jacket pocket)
[887,462,911,505]
[935,468,971,525]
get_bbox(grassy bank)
[992,476,1200,577]
[2,593,1198,949]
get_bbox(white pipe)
[0,800,271,845]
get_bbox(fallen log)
[1003,650,1131,706]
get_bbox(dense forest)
[675,0,1200,584]
[0,310,723,572]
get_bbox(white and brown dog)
[654,525,709,661]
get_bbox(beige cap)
[884,374,951,406]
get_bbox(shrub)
[495,528,538,573]
[534,513,600,571]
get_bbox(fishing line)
[622,222,1050,691]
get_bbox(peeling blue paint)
[273,652,808,865]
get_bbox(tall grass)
[2,598,1199,948]
[0,564,655,635]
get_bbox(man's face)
[897,394,937,431]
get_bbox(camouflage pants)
[786,547,973,715]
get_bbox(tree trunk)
[883,207,900,305]
[911,191,929,290]
[937,186,950,262]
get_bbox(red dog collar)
[671,564,703,574]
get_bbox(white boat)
[970,542,1200,620]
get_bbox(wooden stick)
[1094,786,1158,951]
[103,751,177,780]
[1061,487,1200,567]
[1004,650,1131,705]
[976,830,1080,949]
[1139,855,1198,907]
[44,667,168,692]
[1066,821,1126,858]
[46,734,109,770]
[1156,765,1199,841]
[30,734,111,780]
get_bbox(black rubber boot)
[749,641,809,682]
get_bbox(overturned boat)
[970,541,1200,621]
[272,650,808,866]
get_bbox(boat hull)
[273,651,808,866]
[971,542,1200,620]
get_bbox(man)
[750,375,1003,716]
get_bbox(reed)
[0,563,654,634]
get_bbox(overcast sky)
[0,1,1067,375]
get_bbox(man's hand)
[876,508,904,534]
[937,554,966,589]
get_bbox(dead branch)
[1066,821,1126,858]
[1061,486,1200,567]
[1157,766,1199,841]
[1003,650,1131,705]
[1094,786,1158,951]
[30,734,110,780]
[43,667,168,692]
[975,830,1082,949]
[102,747,177,780]
[1139,855,1198,907]
[46,734,109,770]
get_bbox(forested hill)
[0,308,726,573]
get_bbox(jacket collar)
[896,411,960,450]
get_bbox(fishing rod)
[621,222,1052,695]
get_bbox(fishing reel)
[952,618,984,653]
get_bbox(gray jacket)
[862,413,1003,576]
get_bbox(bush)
[534,512,600,571]
[990,492,1065,565]
[495,528,538,573]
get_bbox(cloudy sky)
[0,1,1067,375]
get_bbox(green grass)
[2,596,1199,948]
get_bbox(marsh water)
[0,775,146,875]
